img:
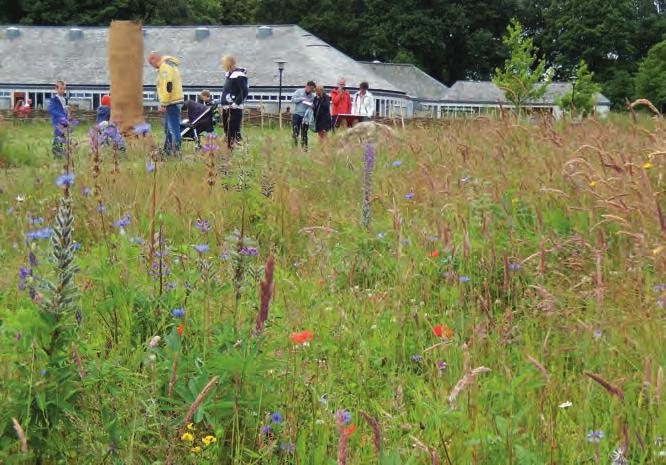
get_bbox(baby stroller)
[181,100,216,149]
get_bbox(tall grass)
[0,115,664,464]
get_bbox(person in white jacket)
[352,82,375,120]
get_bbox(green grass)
[0,117,664,464]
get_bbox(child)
[95,95,126,151]
[96,95,111,124]
[48,81,69,157]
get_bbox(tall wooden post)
[108,21,145,133]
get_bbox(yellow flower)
[202,435,217,446]
[186,422,195,431]
[181,432,194,442]
[191,446,202,453]
[589,180,597,188]
[653,245,665,255]
[643,162,653,169]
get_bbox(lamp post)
[275,59,287,128]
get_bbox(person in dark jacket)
[220,55,249,149]
[96,95,111,124]
[313,85,332,140]
[48,80,69,157]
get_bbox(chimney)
[256,26,273,39]
[195,27,210,41]
[6,27,20,39]
[68,28,84,40]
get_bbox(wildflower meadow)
[0,115,664,464]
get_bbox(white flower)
[558,401,573,409]
[16,195,25,202]
[148,335,161,348]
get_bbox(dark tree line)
[3,0,666,107]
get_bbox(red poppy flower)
[290,330,314,345]
[342,424,356,436]
[432,324,454,339]
[430,250,439,257]
[177,324,184,336]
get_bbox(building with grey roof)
[0,24,611,118]
[0,24,409,115]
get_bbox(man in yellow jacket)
[148,52,184,155]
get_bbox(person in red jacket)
[329,78,351,130]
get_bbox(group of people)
[290,79,374,149]
[147,52,249,155]
[46,52,377,156]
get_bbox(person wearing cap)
[352,82,375,121]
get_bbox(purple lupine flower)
[195,219,211,234]
[270,412,283,424]
[360,144,375,229]
[15,332,21,341]
[55,173,75,188]
[114,216,130,228]
[18,266,32,289]
[586,430,604,443]
[170,308,185,318]
[28,251,37,267]
[75,309,82,325]
[239,246,258,256]
[404,193,414,200]
[192,244,209,254]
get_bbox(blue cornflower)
[508,263,521,271]
[402,239,410,245]
[145,163,156,173]
[96,203,106,213]
[392,160,402,167]
[39,369,47,376]
[71,242,82,251]
[411,354,422,363]
[192,244,209,254]
[25,228,53,242]
[260,425,272,435]
[586,430,604,443]
[404,193,414,200]
[56,173,75,188]
[195,219,211,233]
[593,329,602,340]
[171,308,185,318]
[114,216,130,228]
[459,275,470,283]
[82,187,91,197]
[30,216,44,225]
[18,266,32,289]
[270,412,283,424]
[133,123,151,135]
[130,237,145,246]
[339,410,352,425]
[279,442,295,454]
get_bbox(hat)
[101,95,111,106]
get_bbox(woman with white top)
[351,82,375,121]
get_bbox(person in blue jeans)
[148,52,184,156]
[291,81,315,149]
[48,80,69,157]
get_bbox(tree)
[554,60,601,116]
[635,39,666,111]
[492,19,552,114]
